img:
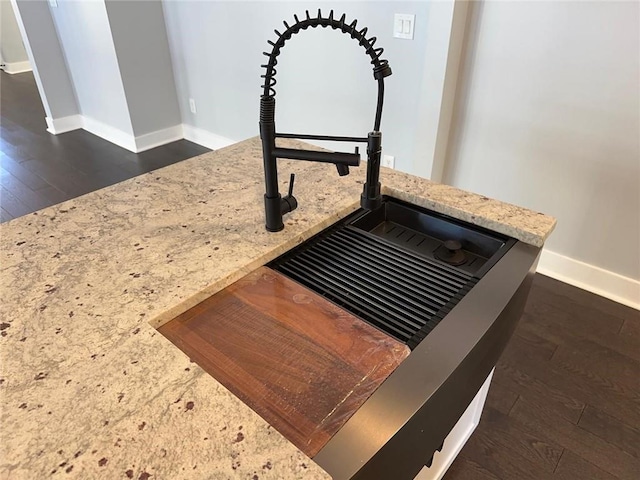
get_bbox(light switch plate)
[393,13,415,40]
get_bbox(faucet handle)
[280,173,298,215]
[287,173,295,197]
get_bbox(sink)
[160,195,539,480]
[269,197,515,349]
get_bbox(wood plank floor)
[444,274,639,480]
[2,72,638,480]
[0,70,209,223]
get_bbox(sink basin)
[269,197,515,349]
[350,198,507,276]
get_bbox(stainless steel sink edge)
[313,241,541,480]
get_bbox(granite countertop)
[0,137,555,479]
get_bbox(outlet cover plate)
[393,14,415,40]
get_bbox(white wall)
[1,0,28,66]
[162,1,433,172]
[49,0,133,136]
[445,1,639,304]
[10,0,79,121]
[411,0,468,181]
[104,0,181,137]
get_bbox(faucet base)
[361,181,382,211]
[265,193,298,232]
[264,194,285,232]
[361,195,383,211]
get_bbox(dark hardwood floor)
[0,70,209,223]
[444,274,639,480]
[2,72,638,480]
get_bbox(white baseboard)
[81,116,137,152]
[538,249,639,310]
[45,117,235,154]
[134,125,184,153]
[1,60,31,74]
[182,124,236,150]
[45,115,83,134]
[51,116,184,153]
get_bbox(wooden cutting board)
[159,266,410,457]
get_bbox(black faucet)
[259,10,392,232]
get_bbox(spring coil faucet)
[259,9,392,232]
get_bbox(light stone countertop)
[0,137,555,479]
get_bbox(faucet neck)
[260,96,292,232]
[260,10,392,101]
[259,96,277,197]
[361,131,383,210]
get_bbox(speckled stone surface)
[0,137,555,479]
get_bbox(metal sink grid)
[270,198,512,349]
